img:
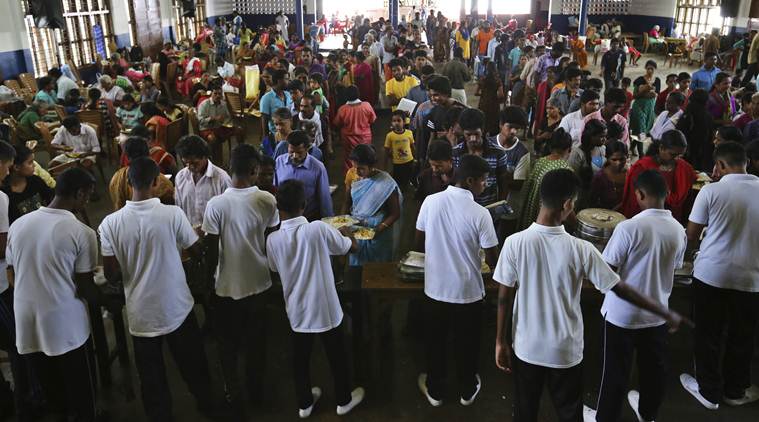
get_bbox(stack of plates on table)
[674,261,694,285]
[397,251,491,282]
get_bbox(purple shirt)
[744,119,759,144]
[308,63,327,78]
[274,153,334,219]
[533,52,563,83]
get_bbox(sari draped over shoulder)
[349,170,402,266]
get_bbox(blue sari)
[349,170,402,266]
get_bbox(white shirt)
[100,85,125,102]
[0,192,8,294]
[174,160,231,227]
[416,186,499,304]
[381,35,398,62]
[276,15,289,38]
[649,110,683,141]
[99,199,198,337]
[7,208,97,356]
[51,124,101,154]
[689,173,759,292]
[487,38,500,59]
[202,186,279,299]
[299,110,324,147]
[558,110,586,147]
[266,217,352,333]
[601,209,686,329]
[56,75,79,100]
[493,223,620,368]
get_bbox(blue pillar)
[295,0,304,39]
[390,0,399,28]
[578,0,589,34]
[487,0,493,22]
[470,0,478,18]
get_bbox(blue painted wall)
[115,33,131,49]
[0,49,33,79]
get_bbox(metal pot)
[575,208,626,250]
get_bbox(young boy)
[589,169,687,422]
[266,179,365,418]
[493,168,686,421]
[116,94,144,133]
[202,144,279,419]
[384,110,415,189]
[308,73,329,116]
[655,73,678,114]
[620,77,633,118]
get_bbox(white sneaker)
[298,386,322,418]
[582,404,597,422]
[680,373,719,410]
[417,373,443,407]
[460,374,482,406]
[336,387,365,416]
[724,385,759,407]
[627,390,652,422]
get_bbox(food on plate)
[322,215,358,229]
[353,227,375,240]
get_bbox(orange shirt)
[477,29,494,56]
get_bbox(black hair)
[458,108,484,131]
[426,75,452,96]
[606,121,625,141]
[88,88,102,101]
[443,107,463,131]
[717,126,743,144]
[229,143,262,177]
[273,107,292,121]
[276,179,306,213]
[667,91,686,106]
[713,141,747,167]
[648,129,688,157]
[48,68,62,78]
[55,167,96,198]
[271,69,288,84]
[309,72,324,84]
[349,144,377,166]
[539,168,580,210]
[676,72,691,83]
[741,91,755,105]
[427,140,453,161]
[62,116,80,129]
[37,76,52,90]
[124,137,150,161]
[605,140,628,158]
[551,42,565,54]
[156,95,171,106]
[580,89,600,104]
[548,128,572,152]
[128,157,160,190]
[634,169,668,199]
[420,64,435,76]
[344,85,360,101]
[565,68,582,81]
[388,58,404,69]
[499,106,528,127]
[353,51,366,61]
[665,73,678,82]
[288,79,305,93]
[122,93,136,104]
[286,130,310,147]
[176,135,211,159]
[143,75,154,84]
[130,124,151,140]
[711,72,731,92]
[12,145,32,166]
[454,154,490,184]
[621,77,632,86]
[644,60,658,69]
[414,49,428,58]
[746,140,759,162]
[604,87,627,105]
[687,88,709,107]
[0,140,16,163]
[260,154,275,168]
[391,109,406,120]
[294,66,308,76]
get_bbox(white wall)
[207,0,233,17]
[0,0,30,53]
[112,0,132,37]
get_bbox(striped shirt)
[452,140,508,206]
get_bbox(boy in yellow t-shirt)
[384,110,416,189]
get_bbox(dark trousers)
[292,323,351,410]
[214,293,267,410]
[132,310,214,422]
[0,288,38,421]
[392,161,415,190]
[513,355,583,422]
[26,341,97,421]
[595,321,667,422]
[693,278,759,403]
[423,297,483,400]
[741,62,758,86]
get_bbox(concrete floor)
[4,52,757,422]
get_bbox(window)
[675,0,726,38]
[173,0,207,41]
[22,0,115,77]
[125,0,137,46]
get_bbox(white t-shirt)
[601,209,686,329]
[558,110,586,147]
[416,186,499,304]
[202,186,279,299]
[493,223,620,368]
[56,75,79,100]
[174,160,231,227]
[266,217,352,333]
[51,124,101,154]
[99,198,198,337]
[689,173,759,292]
[0,192,8,294]
[7,207,97,356]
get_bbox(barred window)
[675,0,728,37]
[173,0,207,42]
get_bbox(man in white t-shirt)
[7,167,102,421]
[202,144,279,418]
[50,116,101,169]
[266,180,365,418]
[680,142,759,410]
[275,11,290,41]
[493,168,686,421]
[559,90,601,147]
[174,135,231,227]
[586,170,687,422]
[415,154,499,407]
[99,158,219,422]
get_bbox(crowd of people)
[0,9,758,422]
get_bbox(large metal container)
[575,208,627,251]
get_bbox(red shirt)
[621,90,633,118]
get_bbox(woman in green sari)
[343,144,402,266]
[629,60,661,156]
[517,128,573,230]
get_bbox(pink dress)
[333,101,376,171]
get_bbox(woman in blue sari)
[343,144,402,266]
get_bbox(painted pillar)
[390,0,399,27]
[578,0,589,34]
[295,0,304,39]
[460,0,466,22]
[487,0,493,22]
[470,0,478,18]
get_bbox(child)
[655,74,678,114]
[257,155,276,194]
[116,94,144,134]
[308,73,329,115]
[342,34,350,50]
[625,37,641,66]
[140,76,160,103]
[266,179,365,418]
[606,121,625,144]
[620,77,633,119]
[63,88,85,116]
[384,110,416,189]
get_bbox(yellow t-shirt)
[384,129,415,164]
[385,77,419,110]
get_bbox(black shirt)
[2,175,55,224]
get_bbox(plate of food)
[322,215,359,229]
[353,226,375,240]
[692,172,712,190]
